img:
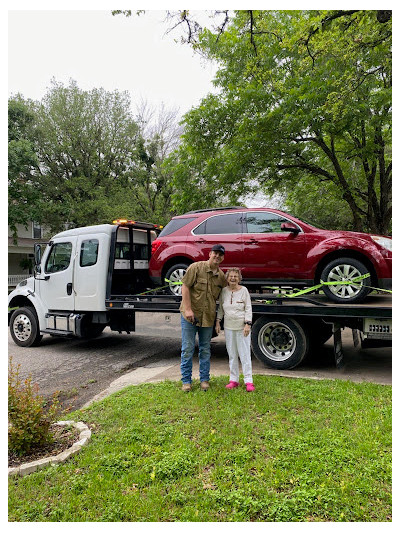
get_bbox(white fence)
[8,274,28,287]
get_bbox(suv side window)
[159,217,196,237]
[193,213,243,234]
[245,212,297,233]
[45,242,72,273]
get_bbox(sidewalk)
[82,334,391,408]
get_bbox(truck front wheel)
[10,307,42,347]
[251,317,309,369]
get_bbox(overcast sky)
[8,9,218,118]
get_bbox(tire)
[306,321,333,351]
[251,316,309,369]
[164,263,190,296]
[10,307,42,347]
[320,257,371,303]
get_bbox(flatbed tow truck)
[8,221,392,370]
[106,292,392,370]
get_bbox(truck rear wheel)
[10,307,42,347]
[251,317,309,369]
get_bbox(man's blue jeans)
[181,315,213,384]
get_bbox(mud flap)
[352,328,360,348]
[333,323,344,368]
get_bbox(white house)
[8,222,44,289]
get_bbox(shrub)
[8,358,64,455]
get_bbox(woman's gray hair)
[225,267,242,281]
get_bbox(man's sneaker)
[200,381,210,391]
[225,381,239,389]
[246,383,255,392]
[182,383,192,392]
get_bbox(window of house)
[45,242,72,273]
[33,222,42,239]
[80,240,99,267]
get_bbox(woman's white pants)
[224,328,253,384]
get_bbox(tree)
[129,100,183,223]
[169,10,391,233]
[29,80,144,233]
[8,97,43,240]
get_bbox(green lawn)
[8,375,392,522]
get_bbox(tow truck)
[8,220,392,370]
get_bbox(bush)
[8,358,64,455]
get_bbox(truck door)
[74,232,110,311]
[38,237,77,311]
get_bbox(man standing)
[180,245,227,392]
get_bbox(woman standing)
[215,267,255,392]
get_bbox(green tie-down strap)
[133,278,183,296]
[261,273,392,302]
[164,278,183,285]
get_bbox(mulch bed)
[8,424,80,468]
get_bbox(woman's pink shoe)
[246,383,255,392]
[226,381,239,389]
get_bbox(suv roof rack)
[184,206,244,214]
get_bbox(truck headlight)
[371,235,392,252]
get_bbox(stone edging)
[8,420,91,478]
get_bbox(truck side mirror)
[34,244,42,267]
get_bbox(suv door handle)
[66,283,73,295]
[244,239,258,244]
[194,239,206,243]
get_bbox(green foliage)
[173,10,391,233]
[8,376,391,521]
[9,81,178,235]
[8,97,43,240]
[8,359,64,456]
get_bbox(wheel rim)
[326,263,364,299]
[257,322,297,362]
[12,313,33,342]
[168,268,186,296]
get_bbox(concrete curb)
[8,420,91,477]
[81,363,179,408]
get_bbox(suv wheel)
[164,263,190,296]
[320,257,371,303]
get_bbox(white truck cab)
[8,220,159,346]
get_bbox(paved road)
[8,312,392,411]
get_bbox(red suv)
[149,207,392,303]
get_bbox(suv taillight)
[151,239,162,255]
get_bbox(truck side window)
[80,239,99,267]
[45,242,72,273]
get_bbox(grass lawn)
[8,375,391,522]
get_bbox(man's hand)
[243,324,251,337]
[185,309,195,323]
[215,320,221,335]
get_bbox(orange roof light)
[112,219,135,225]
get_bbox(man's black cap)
[211,244,225,254]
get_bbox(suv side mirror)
[281,223,300,234]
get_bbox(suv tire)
[320,257,371,303]
[164,263,190,296]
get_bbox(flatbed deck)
[106,293,392,319]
